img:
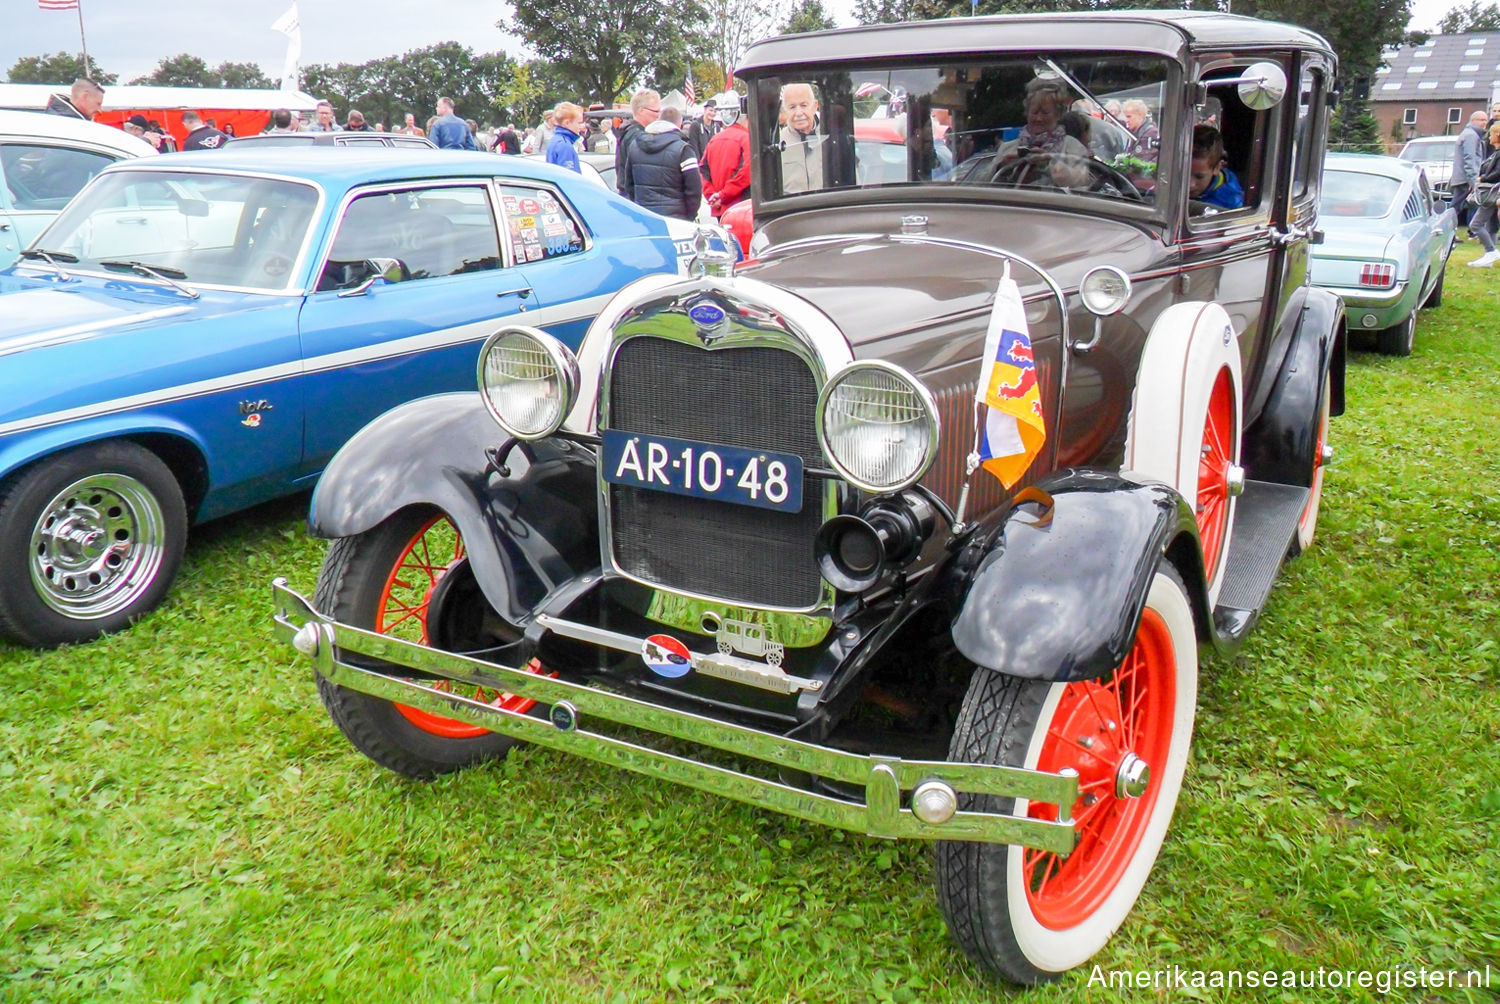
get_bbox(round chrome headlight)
[476,326,579,439]
[1079,265,1132,316]
[817,362,940,493]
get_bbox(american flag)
[39,0,80,9]
[685,75,696,107]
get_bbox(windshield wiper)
[19,248,80,264]
[98,259,200,299]
[1040,57,1131,137]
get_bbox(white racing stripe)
[0,306,193,359]
[0,292,617,440]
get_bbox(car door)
[493,180,605,350]
[295,180,544,472]
[0,140,120,263]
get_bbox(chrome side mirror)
[1239,61,1288,110]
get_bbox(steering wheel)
[991,151,1144,202]
[1082,159,1145,201]
[990,152,1049,187]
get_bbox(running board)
[1213,480,1309,640]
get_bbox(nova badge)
[239,398,273,428]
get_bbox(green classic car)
[1310,151,1455,356]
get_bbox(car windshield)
[1320,170,1402,218]
[752,52,1172,207]
[1400,139,1454,164]
[32,170,319,290]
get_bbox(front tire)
[313,507,527,779]
[1292,371,1332,555]
[0,441,186,647]
[935,565,1198,983]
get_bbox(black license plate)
[601,430,803,513]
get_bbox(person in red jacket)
[702,100,751,220]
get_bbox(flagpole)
[76,0,91,79]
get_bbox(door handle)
[496,286,532,298]
[0,222,9,232]
[1272,225,1308,246]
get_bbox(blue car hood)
[0,273,300,431]
[0,276,201,357]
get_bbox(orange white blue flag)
[975,267,1046,488]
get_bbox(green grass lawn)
[3,251,1498,1003]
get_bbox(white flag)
[271,3,301,92]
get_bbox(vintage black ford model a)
[274,12,1344,982]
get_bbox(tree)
[1329,93,1386,153]
[702,0,787,83]
[130,53,216,87]
[505,0,710,104]
[854,0,924,22]
[7,52,116,85]
[782,0,838,33]
[1438,1,1500,31]
[214,61,273,89]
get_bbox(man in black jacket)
[46,79,103,120]
[628,107,702,220]
[616,89,661,202]
[686,98,723,167]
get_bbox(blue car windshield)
[751,53,1172,207]
[33,170,319,291]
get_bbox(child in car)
[1189,125,1243,209]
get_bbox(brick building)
[1371,31,1500,151]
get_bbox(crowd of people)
[45,72,1237,224]
[1449,107,1500,267]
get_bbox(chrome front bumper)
[272,579,1079,853]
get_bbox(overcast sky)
[2,0,1468,88]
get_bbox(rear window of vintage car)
[754,53,1171,206]
[1320,170,1402,218]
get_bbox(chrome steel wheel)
[29,472,169,621]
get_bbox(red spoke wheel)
[1196,367,1235,584]
[313,507,532,779]
[936,565,1198,983]
[1293,371,1331,555]
[374,514,545,738]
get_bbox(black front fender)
[309,393,599,624]
[1242,286,1345,487]
[948,469,1200,682]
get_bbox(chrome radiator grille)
[605,337,825,609]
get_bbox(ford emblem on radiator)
[687,302,729,343]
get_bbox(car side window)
[1188,59,1288,224]
[0,143,117,211]
[1291,66,1324,199]
[318,184,501,291]
[497,184,584,263]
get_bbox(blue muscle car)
[0,148,731,646]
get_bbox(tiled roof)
[1373,31,1500,101]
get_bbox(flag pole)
[76,0,91,79]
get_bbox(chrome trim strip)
[536,614,823,694]
[273,578,1078,851]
